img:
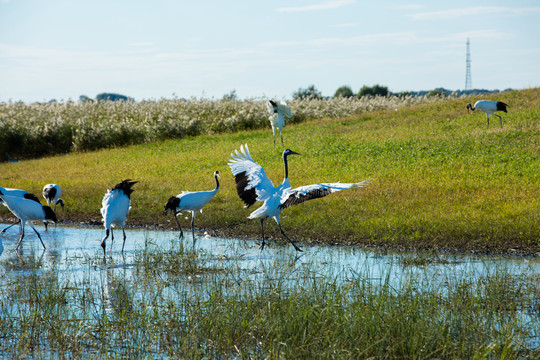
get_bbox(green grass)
[1,88,540,252]
[0,243,538,358]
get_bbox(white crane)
[228,144,372,252]
[266,100,292,146]
[164,171,220,240]
[0,186,44,235]
[0,189,57,249]
[42,184,65,212]
[466,100,509,128]
[100,179,137,255]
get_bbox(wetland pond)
[0,222,539,357]
[1,222,539,290]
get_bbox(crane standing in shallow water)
[267,100,292,146]
[163,171,220,241]
[100,179,137,255]
[0,189,57,249]
[0,186,46,235]
[466,100,508,128]
[228,144,372,252]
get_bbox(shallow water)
[1,221,538,289]
[1,222,539,352]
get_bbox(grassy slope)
[1,88,539,252]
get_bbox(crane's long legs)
[15,227,25,250]
[16,224,46,250]
[0,219,20,235]
[495,113,503,127]
[191,211,196,242]
[101,229,110,255]
[173,212,184,238]
[30,224,46,249]
[121,228,127,253]
[278,224,303,252]
[258,219,303,252]
[259,218,266,251]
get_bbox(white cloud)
[128,42,155,47]
[276,0,355,13]
[334,22,361,28]
[393,4,424,11]
[262,32,418,47]
[409,6,540,20]
[262,29,508,49]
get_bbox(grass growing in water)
[0,241,538,358]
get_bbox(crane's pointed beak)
[290,150,301,156]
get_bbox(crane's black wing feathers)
[497,102,508,112]
[43,187,57,202]
[24,193,41,203]
[235,171,257,207]
[278,187,332,210]
[111,179,138,198]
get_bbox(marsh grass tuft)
[134,237,224,276]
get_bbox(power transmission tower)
[465,38,472,90]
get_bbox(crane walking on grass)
[43,184,65,212]
[0,188,57,249]
[466,100,508,128]
[164,171,220,241]
[0,186,45,235]
[100,179,137,255]
[267,100,292,146]
[228,144,372,252]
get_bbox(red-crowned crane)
[466,100,509,128]
[266,100,292,146]
[100,179,137,255]
[0,189,57,250]
[0,186,44,235]
[228,144,372,252]
[164,171,220,241]
[43,184,65,212]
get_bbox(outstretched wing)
[276,101,292,118]
[266,100,277,115]
[228,144,275,207]
[279,178,372,210]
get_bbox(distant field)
[1,88,539,253]
[0,95,437,161]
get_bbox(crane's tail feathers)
[497,102,509,112]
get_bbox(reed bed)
[0,241,538,359]
[1,95,439,160]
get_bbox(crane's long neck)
[214,174,220,192]
[283,153,290,180]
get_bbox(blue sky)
[1,0,539,102]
